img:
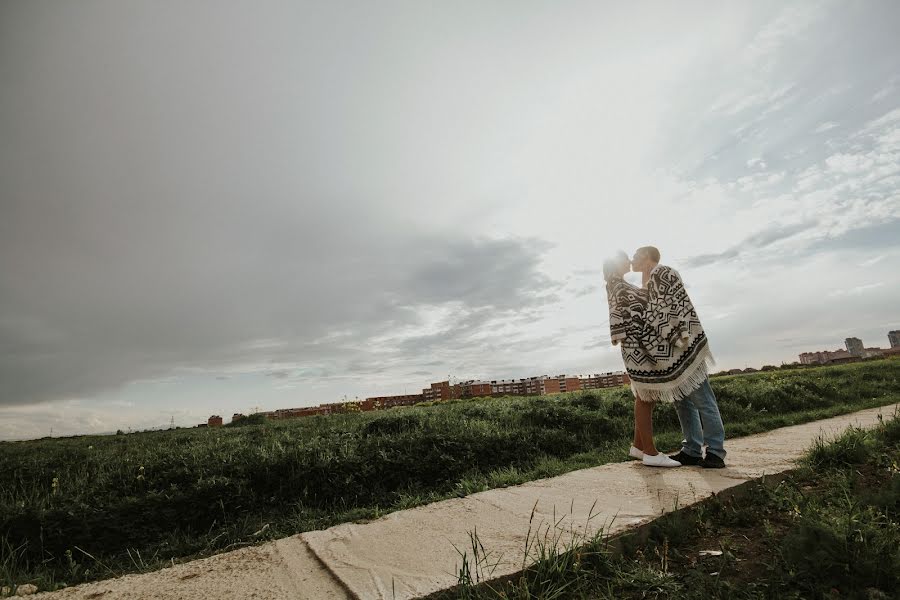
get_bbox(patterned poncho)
[607,266,715,403]
[606,276,655,381]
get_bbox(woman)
[603,251,681,468]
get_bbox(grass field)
[1,359,899,592]
[446,406,900,599]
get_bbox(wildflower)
[137,466,145,481]
[52,477,60,495]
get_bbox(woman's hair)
[602,251,629,282]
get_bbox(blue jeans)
[674,378,726,459]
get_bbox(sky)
[1,1,899,440]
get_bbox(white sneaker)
[642,453,682,468]
[629,446,644,460]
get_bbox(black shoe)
[700,453,726,469]
[668,451,702,466]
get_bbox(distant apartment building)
[422,381,452,402]
[484,372,628,396]
[490,377,540,396]
[542,378,562,394]
[364,370,629,414]
[799,349,853,365]
[889,330,900,348]
[542,375,583,394]
[520,376,546,395]
[211,369,633,427]
[845,337,865,357]
[490,379,522,396]
[580,372,630,389]
[559,375,583,393]
[452,380,493,398]
[797,332,900,365]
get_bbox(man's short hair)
[636,246,661,263]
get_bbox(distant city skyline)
[2,1,899,440]
[799,329,900,365]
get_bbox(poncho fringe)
[629,343,716,404]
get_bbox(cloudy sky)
[2,1,899,440]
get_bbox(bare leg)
[635,396,658,456]
[633,398,642,450]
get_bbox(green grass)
[444,409,900,600]
[1,359,898,592]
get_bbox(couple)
[604,246,726,469]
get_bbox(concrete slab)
[33,535,351,600]
[32,403,898,600]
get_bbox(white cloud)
[825,153,875,173]
[871,78,898,103]
[877,127,900,151]
[742,3,827,71]
[864,107,900,131]
[827,282,885,298]
[747,157,767,169]
[711,84,796,118]
[860,255,886,267]
[814,121,839,133]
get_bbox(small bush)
[804,427,872,469]
[224,413,267,427]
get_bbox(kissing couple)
[603,246,727,469]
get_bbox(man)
[628,246,726,468]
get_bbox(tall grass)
[0,359,898,591]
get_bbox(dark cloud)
[0,220,559,406]
[401,238,559,309]
[572,285,599,298]
[1,2,579,406]
[582,337,612,351]
[683,222,815,268]
[804,219,900,254]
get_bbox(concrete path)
[33,403,899,600]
